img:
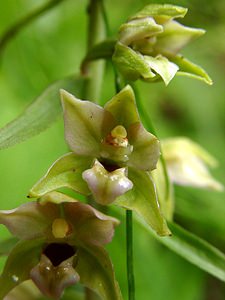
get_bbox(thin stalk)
[126,210,135,300]
[0,0,67,55]
[131,83,170,201]
[83,0,106,103]
[84,1,106,299]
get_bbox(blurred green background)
[0,0,224,299]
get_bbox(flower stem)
[126,210,135,300]
[131,83,170,202]
[83,0,106,103]
[84,1,107,299]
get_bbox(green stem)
[131,83,170,201]
[84,1,106,299]
[0,0,67,55]
[126,210,135,300]
[83,0,106,103]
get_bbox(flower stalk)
[126,210,135,300]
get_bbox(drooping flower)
[29,85,171,236]
[113,4,212,85]
[160,137,224,191]
[0,192,121,300]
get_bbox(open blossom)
[113,4,212,85]
[29,85,170,236]
[0,192,121,300]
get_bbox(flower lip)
[43,243,77,267]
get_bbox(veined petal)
[156,20,205,56]
[64,200,119,246]
[119,17,163,45]
[30,254,79,300]
[113,42,156,81]
[82,160,133,205]
[162,137,224,191]
[127,122,160,171]
[76,245,122,300]
[104,85,141,128]
[0,239,44,299]
[61,89,104,156]
[115,168,171,236]
[129,4,187,23]
[144,55,179,85]
[29,153,92,198]
[0,202,59,240]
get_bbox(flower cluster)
[113,4,212,85]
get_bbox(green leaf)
[29,153,92,198]
[0,237,18,256]
[116,168,171,236]
[0,239,44,299]
[0,75,87,150]
[170,55,213,85]
[140,220,225,282]
[76,245,123,300]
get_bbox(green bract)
[0,192,121,300]
[113,4,212,85]
[29,85,170,236]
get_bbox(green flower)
[113,4,212,85]
[29,85,170,236]
[0,192,121,300]
[161,137,224,191]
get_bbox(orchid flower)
[29,85,170,236]
[0,192,121,300]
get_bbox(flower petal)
[129,4,187,23]
[104,85,142,128]
[144,55,179,85]
[156,20,205,56]
[113,42,156,81]
[82,160,133,205]
[0,239,43,299]
[29,153,92,198]
[119,17,163,45]
[0,202,59,240]
[61,89,104,156]
[162,137,224,191]
[127,122,160,171]
[76,245,122,300]
[64,199,120,246]
[30,254,80,299]
[4,280,43,300]
[170,55,213,85]
[115,168,171,236]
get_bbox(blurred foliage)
[0,0,224,299]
